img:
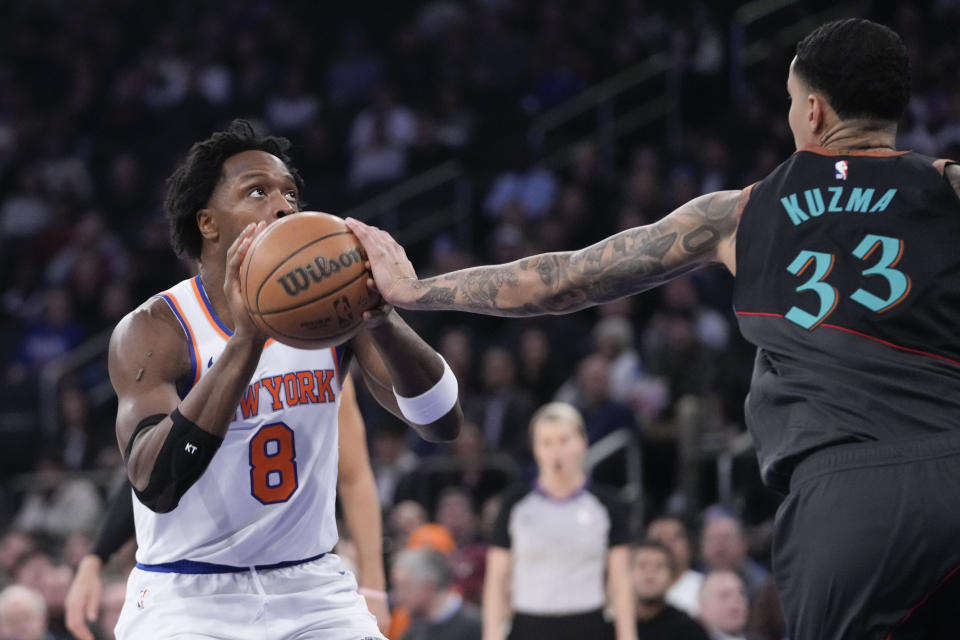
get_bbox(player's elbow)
[413,404,463,442]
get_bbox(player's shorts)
[114,552,384,640]
[774,429,960,639]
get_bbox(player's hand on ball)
[225,221,269,343]
[344,218,418,308]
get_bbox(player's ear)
[196,208,219,243]
[809,92,828,135]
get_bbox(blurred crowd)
[1,0,959,638]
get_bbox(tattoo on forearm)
[409,190,741,317]
[414,287,457,305]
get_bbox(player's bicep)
[109,305,189,483]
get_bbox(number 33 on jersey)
[785,233,911,330]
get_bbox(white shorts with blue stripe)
[114,553,384,640]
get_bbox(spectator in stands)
[483,402,634,640]
[554,353,636,444]
[392,548,482,640]
[698,570,751,640]
[45,212,129,297]
[388,501,429,550]
[646,516,703,617]
[631,541,709,640]
[474,347,535,460]
[591,316,644,406]
[264,70,320,134]
[658,277,730,352]
[0,532,35,583]
[435,488,486,605]
[17,288,84,375]
[448,421,515,511]
[483,145,558,222]
[515,326,564,407]
[347,85,418,191]
[325,28,383,109]
[55,386,102,472]
[371,418,420,509]
[0,584,51,640]
[11,458,102,539]
[699,510,770,601]
[0,167,52,240]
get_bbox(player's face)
[787,58,814,150]
[206,150,300,250]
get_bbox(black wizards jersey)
[733,148,960,492]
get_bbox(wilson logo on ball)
[276,248,363,296]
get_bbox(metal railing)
[38,329,113,437]
[584,427,643,531]
[341,160,473,249]
[730,0,856,101]
[527,53,673,153]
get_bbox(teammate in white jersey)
[65,375,392,639]
[109,120,462,640]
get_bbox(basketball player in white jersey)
[64,374,392,639]
[109,120,462,640]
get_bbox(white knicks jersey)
[133,275,344,567]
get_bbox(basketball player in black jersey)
[349,18,960,640]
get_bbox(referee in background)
[481,402,635,640]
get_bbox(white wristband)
[393,355,458,425]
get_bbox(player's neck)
[197,257,234,332]
[818,119,897,153]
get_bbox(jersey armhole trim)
[152,293,201,397]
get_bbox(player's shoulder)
[111,296,181,346]
[109,296,189,377]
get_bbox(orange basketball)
[240,212,378,349]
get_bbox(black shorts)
[774,430,960,640]
[508,609,612,640]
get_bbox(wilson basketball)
[240,212,378,349]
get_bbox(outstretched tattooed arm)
[346,189,746,317]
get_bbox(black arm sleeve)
[92,478,136,562]
[130,408,224,513]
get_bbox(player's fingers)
[226,229,255,272]
[344,218,373,247]
[226,223,255,267]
